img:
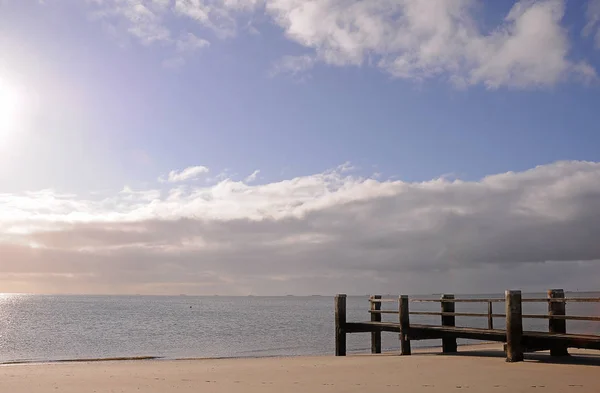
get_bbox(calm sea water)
[1,293,599,363]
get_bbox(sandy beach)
[1,344,599,392]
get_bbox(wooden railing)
[335,289,600,362]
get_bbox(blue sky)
[1,0,599,192]
[1,0,600,295]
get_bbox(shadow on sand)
[433,348,600,367]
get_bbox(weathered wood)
[339,289,600,357]
[348,322,506,339]
[441,294,457,353]
[410,311,504,318]
[411,298,505,303]
[370,295,382,354]
[345,322,600,350]
[409,324,506,341]
[335,294,347,356]
[346,322,400,333]
[411,296,600,303]
[505,290,524,362]
[548,289,569,356]
[399,295,411,355]
[523,297,600,303]
[521,314,600,322]
[524,331,600,351]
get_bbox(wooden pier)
[335,289,600,362]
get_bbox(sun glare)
[0,77,25,135]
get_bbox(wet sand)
[2,344,599,392]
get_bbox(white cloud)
[270,54,316,77]
[151,0,172,9]
[161,33,210,68]
[161,165,210,183]
[174,0,210,23]
[266,0,594,88]
[2,161,600,294]
[91,0,172,45]
[81,1,599,87]
[584,0,600,48]
[337,162,355,173]
[176,32,210,52]
[245,170,260,183]
[572,61,598,84]
[467,0,570,88]
[246,21,261,35]
[174,0,240,39]
[119,186,161,202]
[89,0,210,68]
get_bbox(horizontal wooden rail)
[383,311,600,322]
[369,310,399,314]
[522,298,600,303]
[370,297,600,303]
[371,310,600,322]
[410,298,505,303]
[521,298,552,302]
[413,297,600,303]
[367,310,600,321]
[336,289,600,362]
[522,314,600,322]
[368,298,397,303]
[410,311,506,318]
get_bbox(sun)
[0,78,25,134]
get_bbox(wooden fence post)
[548,289,569,356]
[335,294,347,356]
[370,295,382,354]
[488,301,494,329]
[441,294,457,353]
[505,290,524,362]
[399,295,411,355]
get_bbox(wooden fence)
[335,289,600,362]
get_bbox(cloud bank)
[1,161,600,295]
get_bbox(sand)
[2,345,600,392]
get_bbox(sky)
[0,0,600,295]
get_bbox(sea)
[1,293,599,364]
